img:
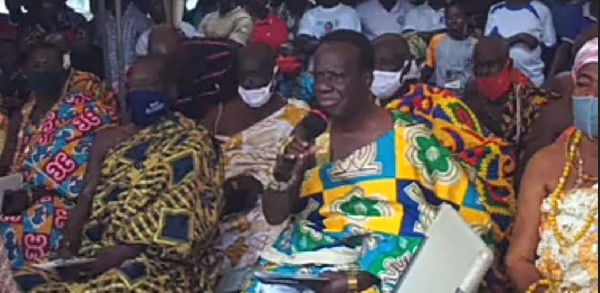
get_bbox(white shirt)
[485,1,556,86]
[356,0,408,40]
[135,22,201,57]
[298,4,361,39]
[403,4,445,33]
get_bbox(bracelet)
[526,279,552,293]
[347,271,359,293]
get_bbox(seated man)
[0,43,117,271]
[245,30,513,293]
[463,36,561,160]
[370,34,419,105]
[14,56,224,292]
[208,43,309,276]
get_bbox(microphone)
[273,110,328,182]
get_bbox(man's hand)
[223,175,263,214]
[1,190,30,215]
[509,33,539,50]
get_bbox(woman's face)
[574,63,599,98]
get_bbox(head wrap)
[573,37,598,79]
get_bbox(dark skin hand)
[223,175,263,215]
[508,33,539,50]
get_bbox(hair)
[320,30,375,72]
[373,33,412,59]
[445,1,466,16]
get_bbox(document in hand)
[0,173,23,211]
[394,204,494,293]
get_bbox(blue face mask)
[127,91,171,127]
[573,96,598,138]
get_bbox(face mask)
[573,96,598,138]
[27,71,65,97]
[475,64,512,102]
[371,70,403,100]
[127,91,171,127]
[238,82,273,108]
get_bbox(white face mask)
[371,70,403,100]
[238,82,273,108]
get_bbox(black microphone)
[273,110,329,182]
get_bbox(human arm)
[507,33,540,50]
[547,41,572,80]
[223,174,263,215]
[262,136,315,225]
[422,34,443,83]
[506,151,549,292]
[229,16,254,46]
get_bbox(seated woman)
[203,43,309,273]
[13,56,224,292]
[0,43,117,271]
[507,38,598,293]
[245,31,513,293]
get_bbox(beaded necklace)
[526,130,598,293]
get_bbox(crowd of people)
[0,0,597,292]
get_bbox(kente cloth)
[218,100,309,272]
[13,113,225,293]
[386,84,516,291]
[0,71,117,271]
[0,238,18,293]
[503,83,561,151]
[243,111,496,293]
[536,183,598,293]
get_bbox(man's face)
[374,45,408,72]
[26,48,62,74]
[238,56,273,90]
[446,6,468,38]
[219,0,237,13]
[314,42,370,118]
[149,0,166,23]
[474,48,507,78]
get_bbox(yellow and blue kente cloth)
[244,111,500,293]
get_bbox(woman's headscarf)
[573,37,598,79]
[175,38,237,120]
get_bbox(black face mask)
[27,70,65,97]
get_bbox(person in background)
[0,40,28,117]
[356,0,409,40]
[13,55,224,293]
[245,30,511,293]
[70,22,105,79]
[135,0,200,57]
[199,0,254,47]
[485,0,557,87]
[186,0,219,28]
[246,0,289,52]
[370,34,420,105]
[464,36,560,155]
[547,0,597,79]
[205,44,309,281]
[507,38,598,293]
[0,43,117,271]
[403,0,447,42]
[295,0,361,54]
[0,0,19,40]
[276,44,316,104]
[421,2,477,96]
[17,0,85,51]
[274,0,314,43]
[94,0,153,84]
